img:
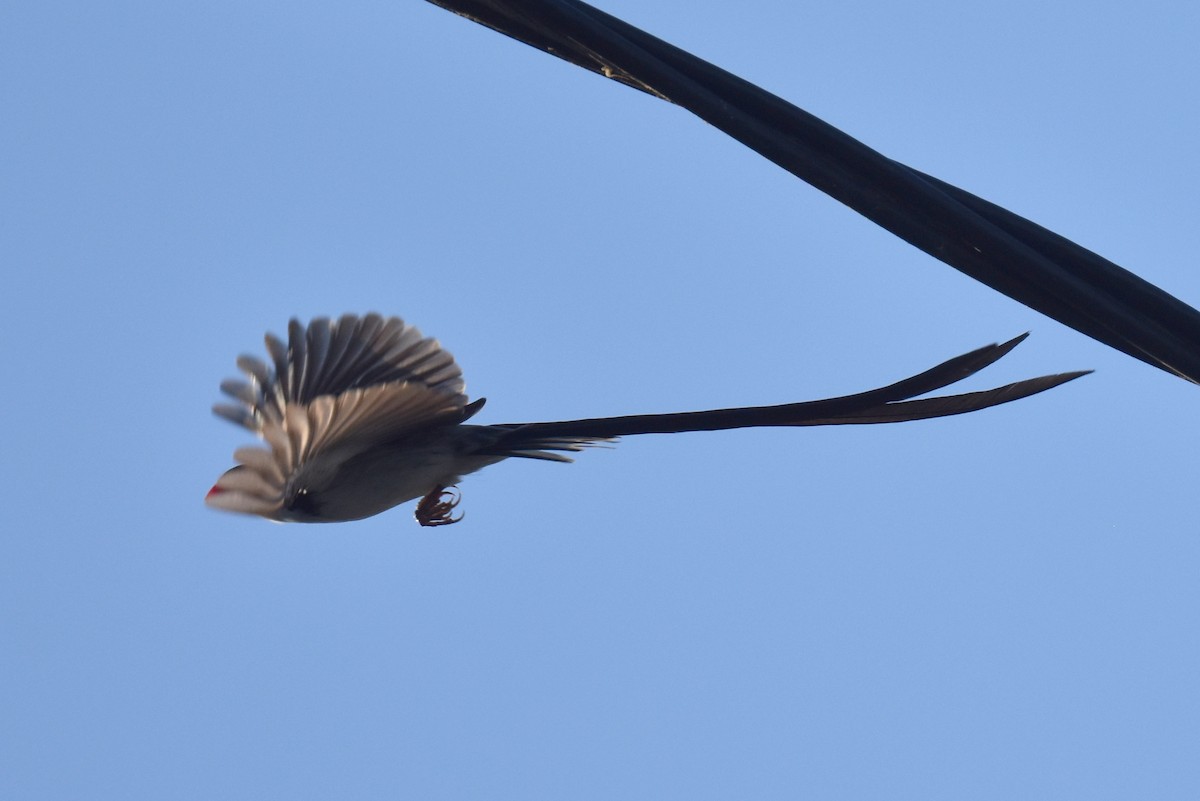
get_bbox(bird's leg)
[414,485,463,527]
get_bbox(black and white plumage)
[206,314,1087,526]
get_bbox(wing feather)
[214,313,469,434]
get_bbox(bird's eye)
[286,487,322,517]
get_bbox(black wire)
[425,0,1200,383]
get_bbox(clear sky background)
[4,1,1199,798]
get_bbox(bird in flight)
[206,314,1087,526]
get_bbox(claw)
[415,485,463,527]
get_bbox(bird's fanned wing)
[214,312,467,433]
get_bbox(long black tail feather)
[477,336,1088,456]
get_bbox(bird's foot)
[415,485,463,527]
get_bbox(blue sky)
[3,1,1198,798]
